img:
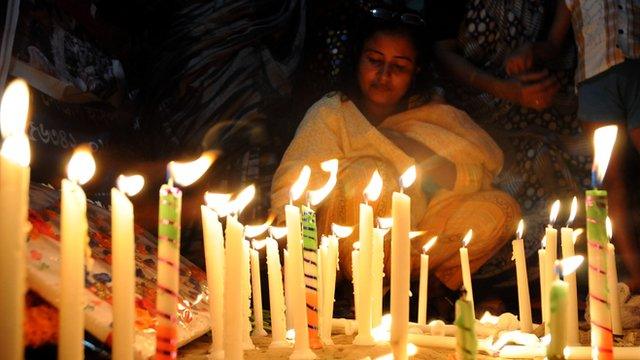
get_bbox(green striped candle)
[302,204,322,349]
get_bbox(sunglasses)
[369,8,426,27]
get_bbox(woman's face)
[357,32,417,109]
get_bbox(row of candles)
[0,78,631,360]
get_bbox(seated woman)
[270,10,520,295]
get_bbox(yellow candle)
[418,237,437,326]
[0,79,31,360]
[111,175,144,360]
[265,233,289,348]
[539,238,548,331]
[224,215,245,359]
[512,220,532,333]
[60,148,95,360]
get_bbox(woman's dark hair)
[336,7,431,102]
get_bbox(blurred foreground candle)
[454,289,477,360]
[511,220,532,332]
[242,239,255,349]
[418,237,437,326]
[111,175,144,360]
[266,227,289,348]
[156,152,214,359]
[390,166,416,359]
[285,166,316,359]
[459,230,475,316]
[354,169,382,345]
[605,217,622,336]
[0,79,31,360]
[586,125,617,360]
[547,256,584,360]
[544,200,561,334]
[202,192,231,359]
[60,147,95,360]
[560,197,580,344]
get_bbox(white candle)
[351,242,360,328]
[605,217,622,336]
[224,215,245,359]
[512,220,532,333]
[111,175,144,360]
[0,79,30,360]
[265,234,289,348]
[544,200,560,334]
[242,240,255,349]
[418,237,437,326]
[284,248,293,331]
[390,166,416,359]
[201,203,226,359]
[459,230,475,316]
[538,239,548,331]
[320,225,350,345]
[560,197,579,344]
[371,226,388,328]
[250,242,268,336]
[59,148,95,360]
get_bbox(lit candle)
[354,170,382,345]
[285,166,316,359]
[511,219,532,333]
[544,200,560,334]
[454,289,477,360]
[390,166,416,359]
[372,219,391,328]
[111,175,144,360]
[265,227,289,348]
[417,237,437,326]
[548,256,584,359]
[156,152,214,360]
[560,197,580,344]
[459,229,475,316]
[0,79,31,360]
[538,236,548,331]
[202,192,232,359]
[245,217,273,339]
[605,217,622,336]
[242,239,255,349]
[586,125,617,360]
[59,147,95,360]
[284,248,292,331]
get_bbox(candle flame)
[400,165,416,189]
[116,174,145,196]
[269,226,288,240]
[353,241,360,251]
[286,329,296,341]
[0,135,30,167]
[168,151,216,187]
[377,217,393,229]
[462,229,473,247]
[541,334,551,346]
[541,235,547,248]
[0,79,30,138]
[479,311,500,325]
[231,184,256,215]
[407,343,418,357]
[558,255,584,276]
[245,214,275,238]
[331,223,354,238]
[252,239,268,250]
[409,231,426,240]
[516,219,524,239]
[308,159,338,206]
[67,146,95,185]
[421,236,437,254]
[381,314,392,331]
[606,217,613,240]
[567,196,578,226]
[563,347,571,358]
[363,170,383,202]
[572,228,583,244]
[592,125,618,187]
[549,199,560,225]
[290,165,311,201]
[204,192,232,214]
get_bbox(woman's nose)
[376,63,392,79]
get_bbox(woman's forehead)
[363,32,417,61]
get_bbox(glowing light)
[462,229,473,247]
[572,228,583,245]
[516,219,524,239]
[231,184,256,215]
[479,311,500,325]
[422,236,437,254]
[549,200,560,225]
[67,146,96,185]
[592,125,618,187]
[541,334,551,346]
[558,255,584,277]
[353,241,360,251]
[567,196,578,227]
[286,329,296,341]
[331,223,354,238]
[0,79,30,138]
[0,135,30,167]
[363,170,383,202]
[269,226,288,240]
[606,216,613,240]
[380,314,392,331]
[116,174,144,196]
[409,231,426,240]
[290,165,311,201]
[245,214,275,238]
[308,159,338,206]
[564,346,571,359]
[377,217,393,229]
[252,239,268,250]
[204,192,232,213]
[168,151,216,187]
[400,165,416,189]
[407,343,418,356]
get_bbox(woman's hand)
[497,70,560,110]
[504,43,535,76]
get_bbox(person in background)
[505,0,640,291]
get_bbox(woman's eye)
[367,57,383,66]
[390,64,408,73]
